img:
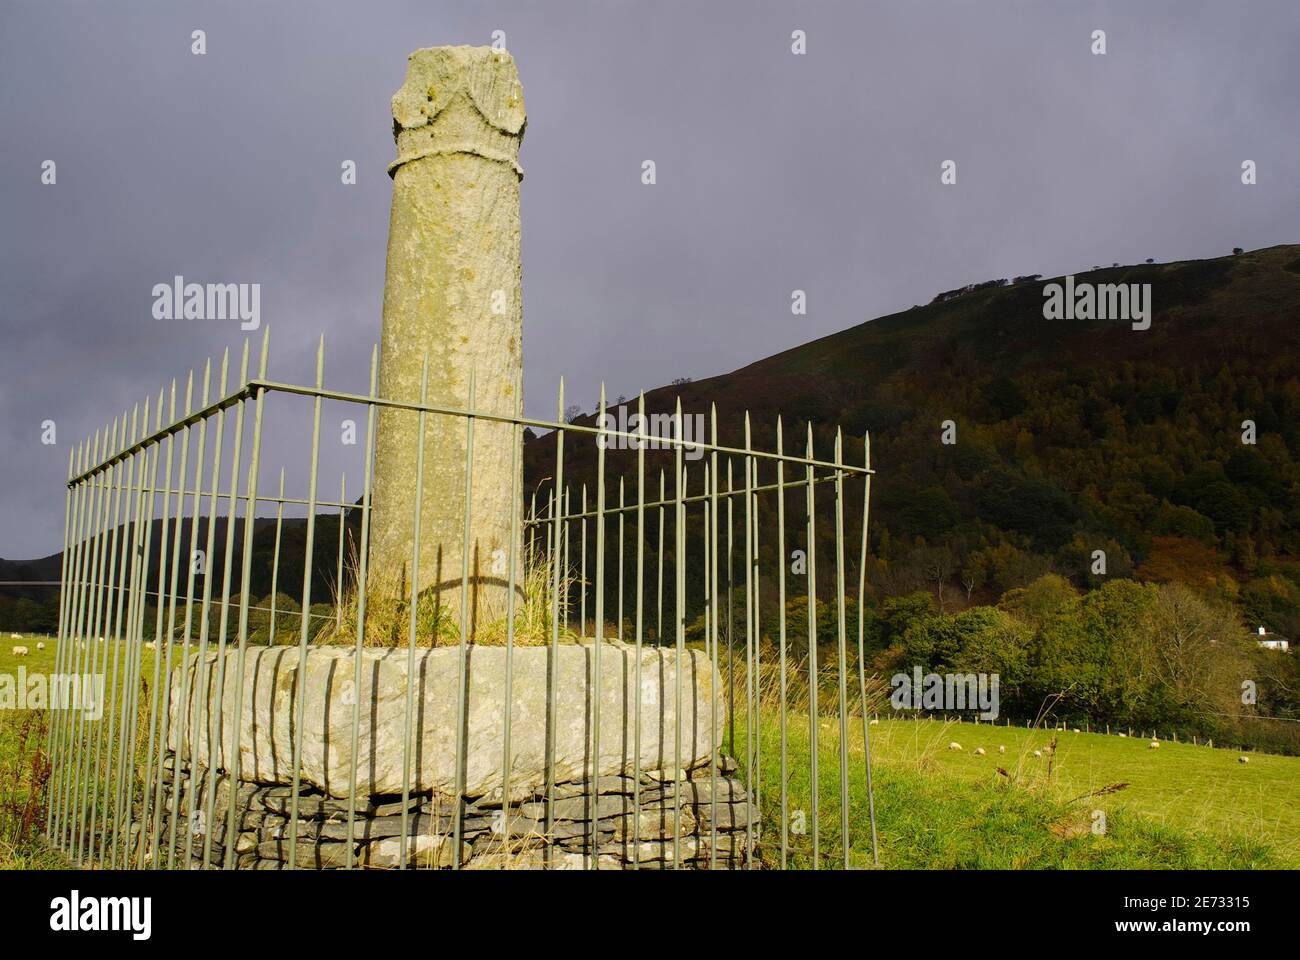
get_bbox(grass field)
[3,635,1298,869]
[736,712,1298,869]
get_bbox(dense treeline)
[730,575,1300,754]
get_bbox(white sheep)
[11,645,29,656]
[1238,756,1249,764]
[974,747,986,756]
[143,640,156,650]
[36,641,45,651]
[1072,728,1081,733]
[868,718,879,726]
[997,745,1006,753]
[1118,732,1127,738]
[1032,750,1042,757]
[948,742,962,751]
[9,632,20,639]
[1149,740,1160,749]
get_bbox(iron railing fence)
[44,328,880,870]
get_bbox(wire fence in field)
[43,328,880,869]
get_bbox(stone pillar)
[369,46,525,634]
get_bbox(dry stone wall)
[152,641,750,869]
[153,755,752,869]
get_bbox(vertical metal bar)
[702,471,710,662]
[126,397,168,866]
[726,460,734,758]
[742,415,755,869]
[344,345,379,869]
[545,494,554,609]
[702,461,714,868]
[116,391,166,867]
[50,440,86,847]
[87,420,125,865]
[137,380,178,867]
[149,371,195,866]
[589,384,607,869]
[69,427,111,860]
[562,487,570,633]
[856,432,880,866]
[499,366,523,847]
[72,424,114,863]
[398,354,429,869]
[49,441,84,846]
[200,342,251,868]
[528,491,537,567]
[91,403,133,858]
[617,477,625,643]
[578,481,586,636]
[167,359,213,868]
[223,329,271,868]
[632,393,646,869]
[287,337,325,870]
[833,430,851,869]
[92,406,138,866]
[452,371,477,868]
[776,418,789,869]
[671,398,684,868]
[110,397,154,867]
[708,406,721,869]
[805,423,820,869]
[750,451,762,865]
[336,474,347,631]
[184,349,231,868]
[268,470,285,643]
[545,380,566,865]
[45,445,76,839]
[656,471,664,644]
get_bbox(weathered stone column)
[369,46,525,634]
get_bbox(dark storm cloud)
[1,0,1297,558]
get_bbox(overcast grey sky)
[1,0,1296,560]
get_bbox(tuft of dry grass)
[0,711,65,869]
[320,544,581,649]
[719,646,892,722]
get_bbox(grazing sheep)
[974,747,986,756]
[143,640,156,650]
[36,641,45,651]
[997,745,1006,753]
[1118,732,1127,738]
[1032,750,1042,757]
[1149,740,1160,749]
[868,718,879,726]
[9,632,20,639]
[1072,728,1081,733]
[948,742,962,751]
[1239,756,1249,764]
[11,646,29,656]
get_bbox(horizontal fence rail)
[45,329,880,870]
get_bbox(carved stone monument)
[368,46,526,631]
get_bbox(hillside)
[524,245,1300,636]
[7,246,1300,646]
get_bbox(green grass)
[1,633,67,868]
[3,637,1297,869]
[733,712,1298,868]
[1,632,140,870]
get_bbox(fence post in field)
[368,45,527,630]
